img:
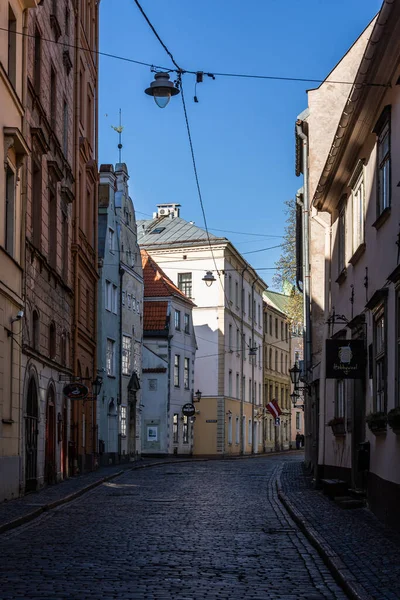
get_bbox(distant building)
[263,292,292,450]
[141,250,197,455]
[139,205,266,456]
[97,164,143,464]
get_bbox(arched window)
[49,322,56,359]
[32,310,39,351]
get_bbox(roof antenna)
[111,108,123,163]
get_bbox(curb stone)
[0,450,301,535]
[276,470,373,600]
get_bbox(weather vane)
[111,108,123,162]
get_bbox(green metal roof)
[264,290,291,316]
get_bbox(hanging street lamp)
[145,72,180,108]
[290,391,299,407]
[289,363,301,388]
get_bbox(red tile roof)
[141,250,195,305]
[143,301,168,332]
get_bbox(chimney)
[156,203,181,218]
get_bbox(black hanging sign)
[182,403,196,417]
[63,382,89,399]
[326,340,366,379]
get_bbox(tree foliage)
[273,199,303,326]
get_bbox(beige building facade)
[297,0,400,529]
[0,0,33,501]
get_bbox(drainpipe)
[296,120,312,471]
[240,266,248,455]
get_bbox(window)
[280,352,283,373]
[87,87,93,146]
[336,380,345,418]
[173,414,178,443]
[275,318,278,338]
[108,227,115,252]
[50,67,57,127]
[285,323,288,341]
[61,212,68,280]
[248,293,251,317]
[275,350,278,372]
[122,291,125,306]
[281,387,284,409]
[338,201,346,274]
[374,308,386,412]
[65,7,70,36]
[228,370,232,397]
[281,322,284,340]
[120,406,127,436]
[228,324,232,350]
[242,334,246,360]
[352,170,365,251]
[174,354,180,387]
[249,378,252,402]
[5,166,15,256]
[49,185,57,269]
[49,322,56,359]
[184,357,190,389]
[32,158,42,249]
[174,310,181,331]
[182,415,189,444]
[127,294,131,309]
[106,338,115,376]
[296,412,301,430]
[34,28,41,93]
[269,419,272,441]
[375,107,391,215]
[236,373,239,399]
[228,274,232,300]
[62,100,68,156]
[269,348,272,370]
[235,281,239,306]
[122,335,132,375]
[184,313,190,334]
[242,416,246,446]
[228,415,232,444]
[243,376,246,401]
[235,417,239,444]
[105,281,111,311]
[285,354,288,374]
[7,5,16,88]
[248,420,252,445]
[269,315,272,336]
[178,273,192,298]
[258,304,261,327]
[112,285,118,314]
[236,328,240,353]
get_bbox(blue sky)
[98,0,381,288]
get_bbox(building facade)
[263,292,291,451]
[22,0,75,493]
[141,250,197,455]
[0,0,32,501]
[296,0,400,529]
[139,205,266,456]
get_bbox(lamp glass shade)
[290,392,298,407]
[153,88,172,109]
[202,271,216,287]
[289,364,301,386]
[195,389,202,401]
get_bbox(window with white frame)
[174,310,181,331]
[228,274,232,300]
[5,165,15,257]
[184,313,190,334]
[178,272,192,298]
[122,291,125,306]
[242,334,246,360]
[108,227,115,252]
[122,335,131,375]
[375,106,391,216]
[127,294,131,309]
[182,415,189,443]
[173,413,178,443]
[296,412,301,430]
[228,370,232,397]
[249,378,252,402]
[235,416,239,444]
[352,169,365,252]
[229,324,232,350]
[106,338,115,376]
[242,415,246,446]
[236,373,240,399]
[105,280,111,311]
[374,306,386,412]
[120,406,127,436]
[248,420,252,445]
[174,354,180,387]
[184,357,190,389]
[235,281,239,307]
[228,415,232,444]
[336,380,345,418]
[236,328,240,353]
[112,284,118,314]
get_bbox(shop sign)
[63,382,89,399]
[182,403,196,417]
[326,340,366,379]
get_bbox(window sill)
[372,206,391,230]
[335,268,347,285]
[349,243,366,267]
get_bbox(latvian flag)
[266,400,282,419]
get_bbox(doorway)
[25,378,39,492]
[45,388,56,484]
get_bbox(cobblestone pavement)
[280,459,400,600]
[0,455,347,600]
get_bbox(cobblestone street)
[0,455,347,600]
